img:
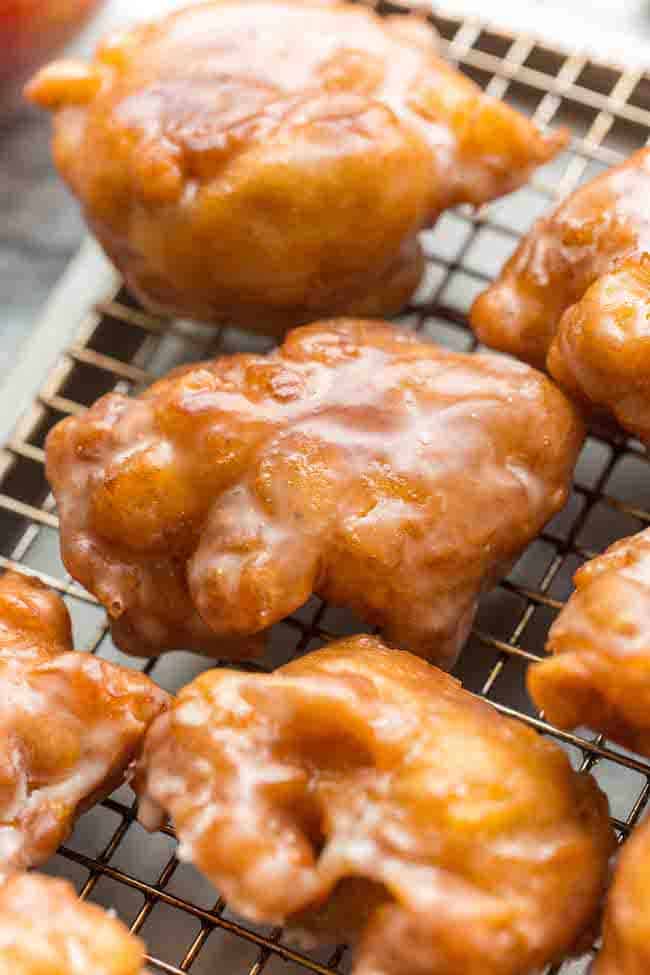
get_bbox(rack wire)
[3,3,650,972]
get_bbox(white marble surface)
[0,0,647,378]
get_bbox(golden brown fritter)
[529,529,650,756]
[471,148,650,369]
[46,320,584,666]
[0,872,148,975]
[0,571,169,875]
[26,0,564,332]
[595,817,650,975]
[548,256,650,444]
[134,635,614,975]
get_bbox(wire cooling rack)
[3,4,650,972]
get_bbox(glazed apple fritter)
[134,635,614,975]
[529,528,650,756]
[471,148,650,368]
[594,817,650,975]
[0,571,169,875]
[548,256,650,444]
[0,872,147,975]
[46,320,584,667]
[26,0,565,332]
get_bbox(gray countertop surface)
[1,0,647,378]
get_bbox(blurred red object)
[1,0,103,112]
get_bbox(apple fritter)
[0,872,148,975]
[529,528,650,756]
[46,319,584,666]
[134,635,614,975]
[595,817,650,975]
[471,148,650,369]
[548,256,650,444]
[0,571,169,875]
[26,0,564,332]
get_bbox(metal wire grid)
[2,4,650,972]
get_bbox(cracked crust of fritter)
[547,255,650,445]
[27,0,564,331]
[0,571,169,875]
[529,528,650,756]
[594,816,650,975]
[134,635,614,975]
[471,148,650,370]
[0,872,148,975]
[46,319,584,665]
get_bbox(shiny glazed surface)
[529,528,650,755]
[135,636,614,975]
[0,872,147,974]
[26,0,564,332]
[0,571,169,875]
[471,148,650,371]
[46,319,584,665]
[594,816,650,975]
[548,256,650,444]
